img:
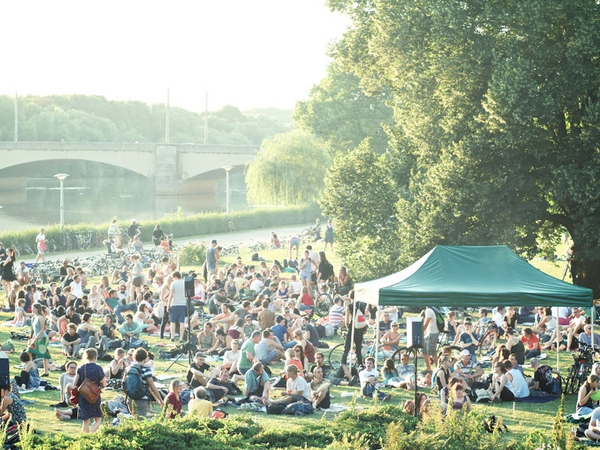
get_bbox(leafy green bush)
[333,405,419,449]
[179,242,207,266]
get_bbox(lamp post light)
[53,173,69,231]
[222,166,232,218]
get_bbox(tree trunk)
[571,258,600,299]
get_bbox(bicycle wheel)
[328,343,346,370]
[478,331,496,358]
[314,293,332,318]
[564,363,580,395]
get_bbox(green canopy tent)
[355,245,592,308]
[352,245,594,372]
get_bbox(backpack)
[431,307,446,332]
[355,307,369,330]
[552,375,563,395]
[123,365,148,400]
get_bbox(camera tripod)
[164,297,196,373]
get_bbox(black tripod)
[164,297,196,373]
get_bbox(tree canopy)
[245,130,332,206]
[0,95,292,145]
[316,0,600,292]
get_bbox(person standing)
[422,306,439,371]
[340,296,366,379]
[168,271,187,343]
[1,248,16,300]
[323,219,334,252]
[28,303,50,377]
[206,240,218,279]
[125,348,163,417]
[35,228,48,263]
[74,348,106,433]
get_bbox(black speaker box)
[184,276,195,298]
[406,318,423,348]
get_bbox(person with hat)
[454,350,483,387]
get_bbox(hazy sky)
[1,1,350,112]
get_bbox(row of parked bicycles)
[8,230,106,257]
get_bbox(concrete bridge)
[0,141,258,217]
[0,141,258,196]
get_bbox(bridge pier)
[154,145,180,216]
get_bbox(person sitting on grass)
[54,360,77,407]
[107,348,128,379]
[488,361,515,402]
[54,405,79,421]
[119,314,142,345]
[61,323,81,358]
[187,352,215,388]
[188,386,213,417]
[164,379,183,419]
[14,351,42,389]
[454,350,484,388]
[206,369,240,405]
[244,362,271,404]
[504,360,530,399]
[383,355,414,390]
[0,384,26,427]
[584,404,600,442]
[359,357,390,402]
[266,365,311,406]
[310,366,331,410]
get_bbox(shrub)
[178,241,207,266]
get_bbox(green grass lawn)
[0,239,586,445]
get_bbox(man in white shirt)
[422,306,439,371]
[249,274,264,295]
[358,357,390,401]
[70,275,84,298]
[168,271,188,343]
[267,365,311,405]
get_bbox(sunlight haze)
[1,0,349,111]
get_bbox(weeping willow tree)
[245,130,332,206]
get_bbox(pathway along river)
[17,224,308,265]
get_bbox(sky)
[0,1,350,112]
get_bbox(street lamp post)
[222,166,232,218]
[54,173,69,231]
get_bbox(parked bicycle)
[564,344,594,394]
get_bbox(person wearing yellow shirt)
[187,387,213,417]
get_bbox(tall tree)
[294,61,394,155]
[245,130,332,206]
[324,0,600,294]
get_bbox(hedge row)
[0,203,322,254]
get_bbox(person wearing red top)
[521,327,541,359]
[164,379,183,419]
[297,287,314,313]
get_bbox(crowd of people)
[0,220,590,438]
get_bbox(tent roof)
[354,245,593,308]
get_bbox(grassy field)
[0,240,585,445]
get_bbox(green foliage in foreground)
[28,401,586,450]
